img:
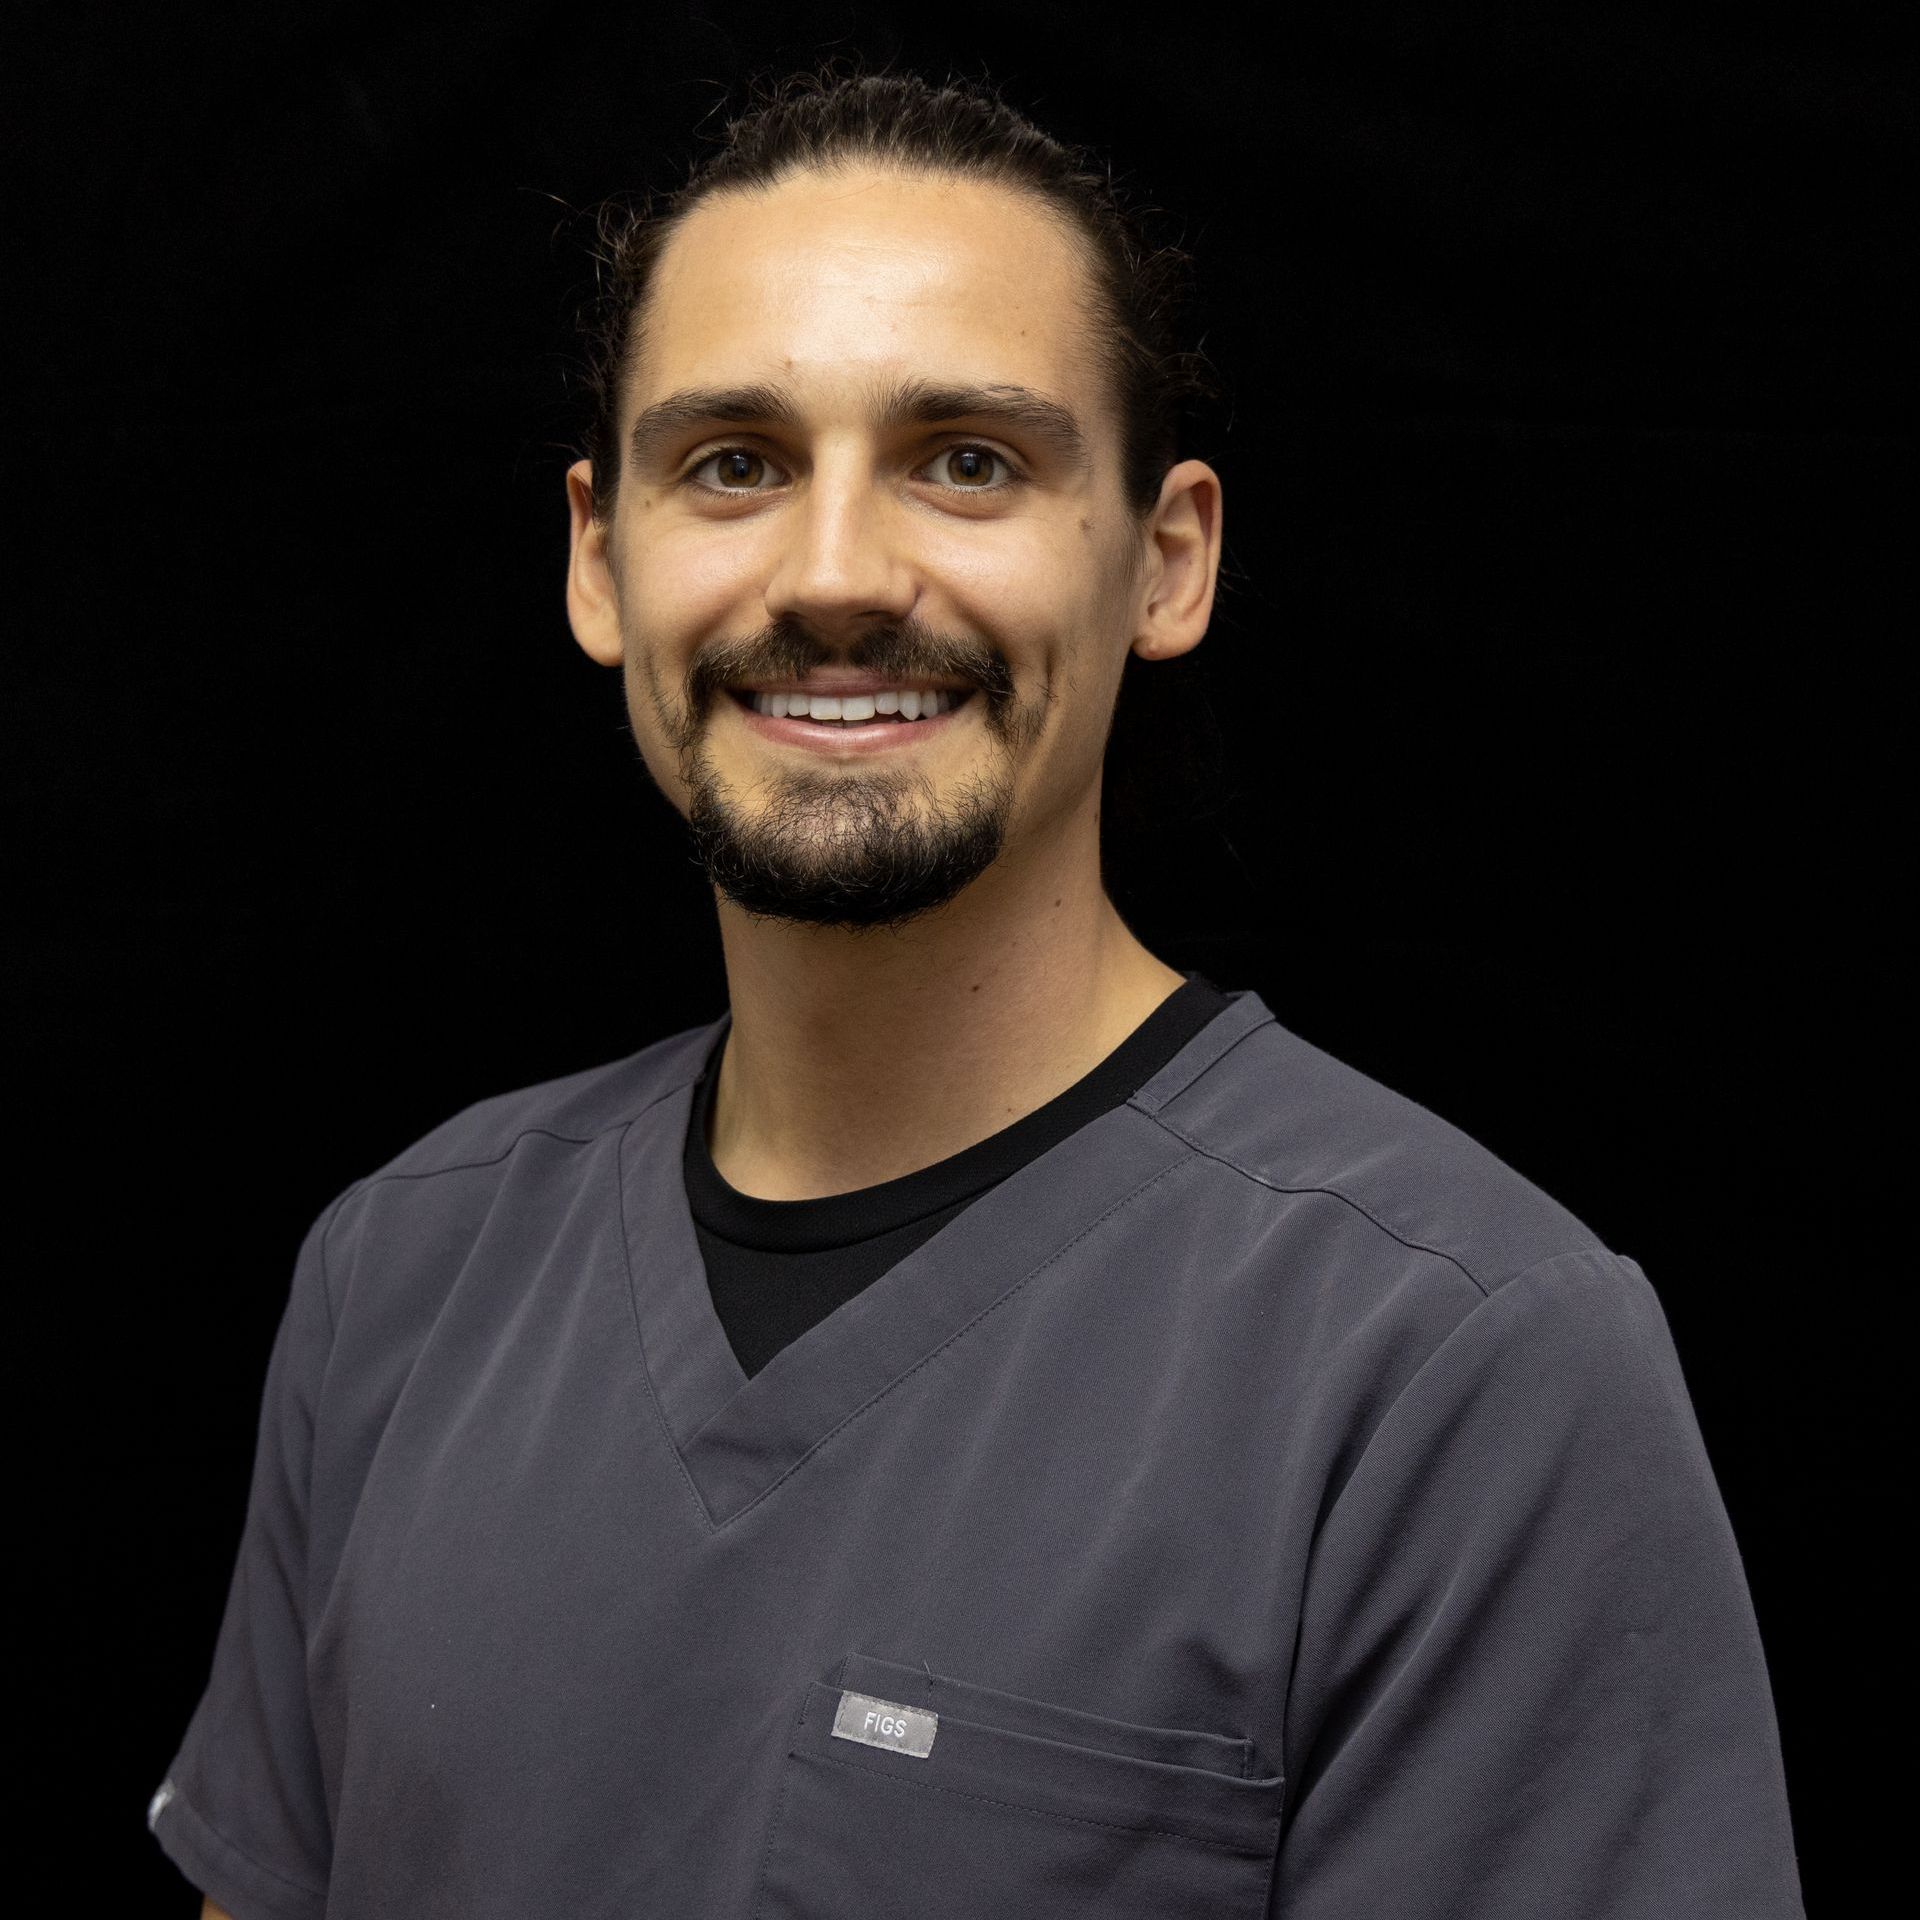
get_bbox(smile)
[737,686,968,721]
[726,685,977,753]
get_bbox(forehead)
[633,164,1106,431]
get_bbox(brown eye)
[686,447,781,493]
[712,449,766,488]
[941,447,1002,488]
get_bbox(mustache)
[686,618,1014,713]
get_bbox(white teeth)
[749,688,958,723]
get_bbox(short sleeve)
[147,1192,349,1920]
[1273,1249,1806,1919]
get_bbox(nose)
[762,448,917,634]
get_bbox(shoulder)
[1141,998,1615,1303]
[364,1015,719,1185]
[315,1013,721,1304]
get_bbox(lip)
[726,688,976,755]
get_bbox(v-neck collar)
[617,987,1278,1529]
[681,969,1230,1253]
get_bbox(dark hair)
[573,62,1218,521]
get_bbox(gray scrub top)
[149,987,1807,1917]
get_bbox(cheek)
[935,526,1133,782]
[618,654,683,788]
[925,516,1054,609]
[628,516,767,631]
[927,519,1106,690]
[940,509,1130,622]
[616,517,771,758]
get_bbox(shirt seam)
[318,1074,698,1308]
[1126,1009,1277,1116]
[1290,1246,1631,1569]
[617,1109,728,1535]
[706,1147,1202,1530]
[342,1118,643,1193]
[314,1181,362,1343]
[163,1774,329,1902]
[1274,1245,1631,1811]
[795,1746,1276,1857]
[1136,1110,1502,1300]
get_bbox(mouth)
[724,684,979,754]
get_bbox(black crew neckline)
[684,970,1231,1254]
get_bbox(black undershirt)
[684,971,1232,1379]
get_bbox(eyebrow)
[625,376,1092,477]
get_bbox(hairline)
[601,156,1145,522]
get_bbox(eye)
[686,447,786,492]
[923,444,1019,491]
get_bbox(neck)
[705,810,1185,1200]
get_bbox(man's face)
[568,163,1167,931]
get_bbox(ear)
[1130,459,1222,663]
[566,460,624,668]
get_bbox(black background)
[12,1,1904,1909]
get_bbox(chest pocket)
[753,1652,1284,1919]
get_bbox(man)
[151,68,1806,1919]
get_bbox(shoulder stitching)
[322,1076,691,1259]
[1127,1010,1277,1116]
[315,1178,365,1343]
[355,1122,618,1190]
[1298,1248,1631,1559]
[348,1072,692,1195]
[1140,1108,1499,1300]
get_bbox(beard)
[684,747,1014,931]
[656,615,1046,933]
